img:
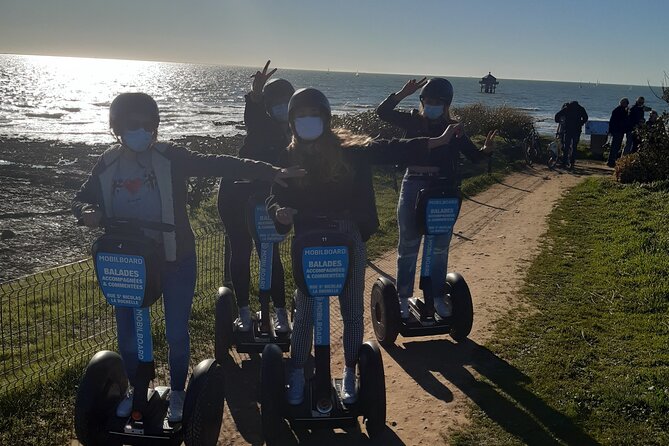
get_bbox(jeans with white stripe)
[290,220,366,369]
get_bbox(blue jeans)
[115,254,197,390]
[396,174,453,300]
[563,132,580,165]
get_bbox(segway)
[371,187,474,347]
[74,218,226,446]
[216,192,291,358]
[261,218,386,444]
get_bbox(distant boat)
[355,70,359,77]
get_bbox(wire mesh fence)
[0,223,346,397]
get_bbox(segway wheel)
[261,343,285,445]
[215,287,235,361]
[74,351,127,446]
[370,279,400,347]
[183,359,226,446]
[358,341,386,439]
[447,273,474,342]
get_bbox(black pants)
[219,184,286,308]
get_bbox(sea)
[1,53,666,144]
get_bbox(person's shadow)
[386,339,600,446]
[221,352,406,445]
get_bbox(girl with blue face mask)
[73,92,304,424]
[267,87,467,407]
[217,60,296,333]
[377,78,496,321]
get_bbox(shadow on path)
[386,339,600,446]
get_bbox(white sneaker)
[399,298,410,319]
[116,386,134,417]
[286,367,305,405]
[167,390,186,422]
[342,366,357,404]
[434,296,453,318]
[236,306,252,332]
[274,307,290,333]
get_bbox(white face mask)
[270,103,289,122]
[423,104,444,120]
[294,116,324,141]
[122,129,154,152]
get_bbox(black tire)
[183,359,226,446]
[261,343,285,445]
[215,287,235,361]
[525,144,534,166]
[447,273,474,342]
[370,279,400,347]
[74,351,127,446]
[358,341,386,439]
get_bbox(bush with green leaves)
[453,103,534,143]
[615,114,669,183]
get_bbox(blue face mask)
[122,128,154,152]
[294,116,324,141]
[270,103,289,122]
[423,104,444,120]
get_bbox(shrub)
[615,114,669,183]
[453,103,534,143]
[331,110,404,139]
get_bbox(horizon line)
[0,51,662,89]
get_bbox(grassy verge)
[447,178,669,445]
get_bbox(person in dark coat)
[623,96,650,155]
[554,100,588,168]
[217,61,295,332]
[607,97,629,167]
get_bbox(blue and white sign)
[96,252,146,307]
[254,204,285,244]
[302,246,349,297]
[134,307,154,362]
[313,296,330,346]
[425,198,460,235]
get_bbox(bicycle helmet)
[263,78,295,106]
[109,93,160,134]
[288,87,331,126]
[419,78,454,106]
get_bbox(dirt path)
[217,162,608,445]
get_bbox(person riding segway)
[216,191,292,356]
[373,78,496,346]
[74,217,226,445]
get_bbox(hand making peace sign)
[250,60,278,100]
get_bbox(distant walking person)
[607,97,629,167]
[623,96,650,155]
[554,101,588,168]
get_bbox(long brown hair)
[288,128,373,184]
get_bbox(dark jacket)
[218,93,290,211]
[627,104,646,130]
[608,105,629,134]
[73,143,279,262]
[555,102,588,135]
[267,137,431,241]
[376,93,488,184]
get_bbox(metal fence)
[0,222,322,397]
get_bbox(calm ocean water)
[1,54,666,144]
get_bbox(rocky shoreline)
[0,134,244,282]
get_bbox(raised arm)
[376,78,427,129]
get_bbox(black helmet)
[288,87,331,125]
[420,78,454,106]
[109,93,159,133]
[263,78,295,106]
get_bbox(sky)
[0,0,666,86]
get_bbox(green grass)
[446,178,669,445]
